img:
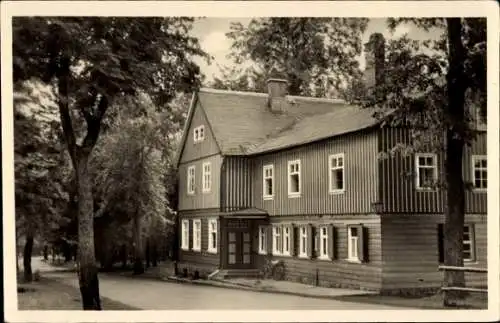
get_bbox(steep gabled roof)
[247,106,379,154]
[197,88,380,155]
[176,87,381,164]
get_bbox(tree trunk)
[43,245,49,260]
[145,239,151,269]
[23,235,34,283]
[132,215,144,275]
[76,154,102,310]
[63,242,72,263]
[152,242,158,267]
[443,18,467,307]
[121,245,127,269]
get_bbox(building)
[174,34,487,294]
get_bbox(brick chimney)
[266,70,288,113]
[363,33,385,95]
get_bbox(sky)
[190,18,442,83]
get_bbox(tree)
[214,18,369,96]
[91,93,181,274]
[14,82,69,282]
[354,18,486,306]
[13,17,207,309]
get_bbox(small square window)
[193,125,205,143]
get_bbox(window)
[472,155,487,191]
[298,226,308,258]
[202,162,212,193]
[272,226,282,255]
[207,218,217,253]
[329,154,345,193]
[348,226,360,262]
[415,153,438,189]
[283,226,291,256]
[258,226,267,255]
[438,224,476,262]
[187,165,195,195]
[272,225,293,256]
[319,226,329,260]
[192,219,201,251]
[288,160,301,197]
[263,164,274,199]
[193,125,205,143]
[181,219,189,250]
[463,225,476,262]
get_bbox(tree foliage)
[13,17,207,309]
[14,82,71,281]
[353,18,486,306]
[90,93,180,273]
[212,18,369,96]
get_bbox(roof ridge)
[287,95,346,105]
[199,87,268,97]
[199,87,348,105]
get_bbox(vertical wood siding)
[251,130,379,216]
[379,128,487,214]
[178,155,222,211]
[178,210,220,272]
[179,100,220,164]
[253,215,382,290]
[380,214,487,291]
[221,156,253,211]
[463,133,487,213]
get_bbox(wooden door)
[227,231,252,269]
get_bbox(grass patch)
[18,277,139,310]
[332,292,487,309]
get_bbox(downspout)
[218,156,226,270]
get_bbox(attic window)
[193,125,205,143]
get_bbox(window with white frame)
[283,226,291,256]
[207,218,217,253]
[463,225,475,261]
[319,226,329,259]
[192,219,201,251]
[415,153,438,189]
[298,226,308,258]
[193,125,205,143]
[202,162,212,193]
[258,226,267,255]
[348,226,360,261]
[272,226,283,255]
[288,160,301,197]
[187,165,195,195]
[438,224,476,263]
[181,219,189,250]
[263,164,274,199]
[329,153,345,193]
[472,155,487,191]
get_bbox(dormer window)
[193,125,205,143]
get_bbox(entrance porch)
[219,208,268,272]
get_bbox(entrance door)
[227,231,252,269]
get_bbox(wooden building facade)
[174,83,487,294]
